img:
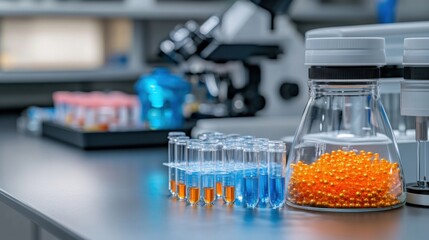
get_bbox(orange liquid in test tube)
[188,187,200,205]
[224,186,235,204]
[204,187,215,204]
[170,180,177,194]
[178,183,186,199]
[216,182,223,196]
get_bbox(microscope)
[159,0,308,124]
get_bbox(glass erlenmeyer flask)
[286,37,406,212]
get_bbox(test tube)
[243,142,259,208]
[186,140,202,205]
[97,96,115,131]
[256,138,269,205]
[83,100,98,131]
[268,141,287,209]
[200,142,217,205]
[198,132,216,141]
[175,137,190,200]
[222,140,236,204]
[167,132,186,196]
[233,139,244,205]
[116,96,129,129]
[214,139,225,199]
[53,91,69,123]
[73,93,86,128]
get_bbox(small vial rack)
[166,131,287,209]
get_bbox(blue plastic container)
[135,68,191,129]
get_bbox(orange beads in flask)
[286,37,405,212]
[287,150,402,210]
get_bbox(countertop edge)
[0,188,85,240]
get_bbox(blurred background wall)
[0,0,428,111]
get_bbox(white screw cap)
[305,37,386,66]
[403,38,429,66]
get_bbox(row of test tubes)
[166,131,287,209]
[53,91,141,131]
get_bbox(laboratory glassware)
[168,132,186,196]
[200,141,217,205]
[243,141,260,208]
[222,140,236,204]
[233,139,245,205]
[135,68,191,129]
[268,141,287,209]
[186,139,202,205]
[256,138,269,205]
[175,137,190,200]
[286,37,405,212]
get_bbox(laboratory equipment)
[159,0,307,128]
[165,131,290,209]
[222,140,236,204]
[215,142,225,199]
[135,68,191,130]
[401,38,429,207]
[168,132,186,196]
[256,138,269,205]
[306,21,429,136]
[286,37,405,212]
[17,107,55,136]
[377,0,397,23]
[268,141,287,209]
[52,91,140,131]
[197,132,215,141]
[186,139,202,205]
[233,139,245,205]
[200,141,218,205]
[45,91,188,149]
[243,142,260,208]
[175,137,190,200]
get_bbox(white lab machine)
[401,38,429,206]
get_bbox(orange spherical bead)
[288,150,403,209]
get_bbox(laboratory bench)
[0,114,428,240]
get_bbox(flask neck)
[309,79,379,97]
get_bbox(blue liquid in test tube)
[258,170,269,205]
[269,176,285,207]
[243,176,259,208]
[268,141,287,209]
[235,170,244,204]
[232,140,244,205]
[257,139,269,205]
[242,142,259,208]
